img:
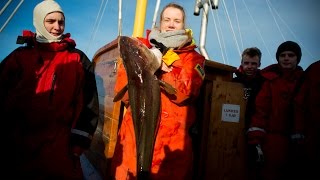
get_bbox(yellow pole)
[132,0,148,37]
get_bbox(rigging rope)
[208,1,226,64]
[268,0,315,60]
[216,7,229,65]
[216,2,230,65]
[221,0,241,58]
[0,0,23,32]
[232,0,244,50]
[86,0,109,54]
[0,0,12,15]
[266,0,285,41]
[241,0,275,63]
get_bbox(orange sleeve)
[161,52,205,105]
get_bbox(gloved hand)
[291,133,305,145]
[149,40,172,72]
[248,144,264,165]
[150,39,169,55]
[290,133,306,162]
[149,47,163,64]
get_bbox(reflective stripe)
[71,129,92,139]
[291,133,305,140]
[247,127,266,134]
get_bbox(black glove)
[290,133,306,163]
[290,133,305,144]
[248,144,264,165]
[150,39,169,55]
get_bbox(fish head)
[119,36,161,75]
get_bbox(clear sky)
[0,0,319,70]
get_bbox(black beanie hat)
[276,41,302,64]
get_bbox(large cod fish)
[114,36,176,179]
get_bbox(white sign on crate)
[221,104,240,123]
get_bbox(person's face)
[278,51,298,70]
[160,7,184,32]
[44,12,65,37]
[241,55,260,77]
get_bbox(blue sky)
[0,0,319,70]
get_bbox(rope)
[268,0,315,60]
[266,0,285,41]
[233,0,244,50]
[221,0,241,58]
[208,1,226,64]
[241,0,275,63]
[86,0,109,54]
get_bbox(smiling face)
[241,55,261,77]
[44,12,65,37]
[278,51,298,69]
[160,6,185,32]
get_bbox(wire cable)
[266,0,285,41]
[269,1,315,60]
[221,0,241,57]
[241,0,274,63]
[233,0,243,50]
[208,1,226,64]
[86,0,109,54]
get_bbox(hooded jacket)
[0,30,99,179]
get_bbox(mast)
[118,0,122,36]
[193,0,219,60]
[151,0,161,28]
[132,0,148,37]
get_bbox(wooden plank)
[204,60,236,81]
[193,79,213,179]
[85,38,122,179]
[194,61,237,179]
[204,81,247,180]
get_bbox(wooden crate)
[194,61,248,180]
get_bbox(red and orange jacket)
[112,33,205,180]
[0,30,99,178]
